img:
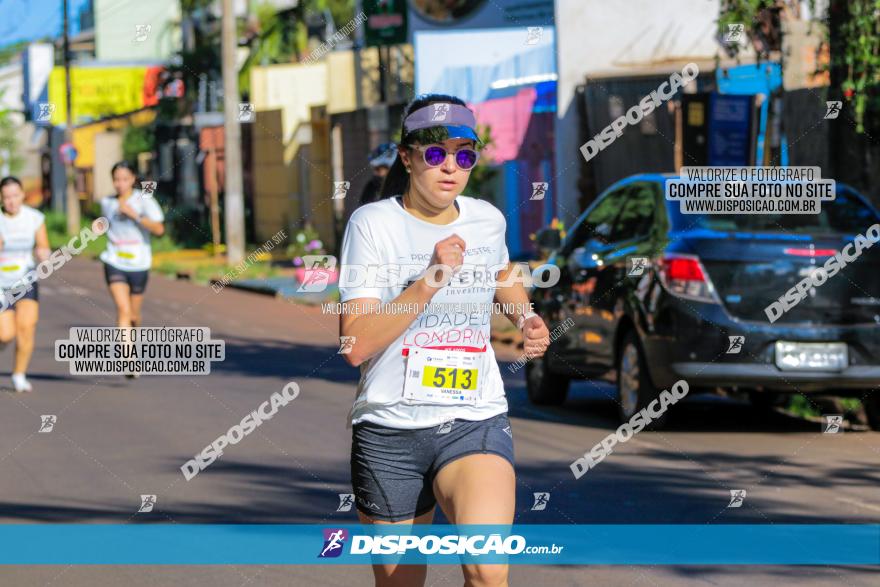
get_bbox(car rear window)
[668,187,879,235]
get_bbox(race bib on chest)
[403,347,484,406]
[0,234,32,274]
[0,257,22,272]
[113,240,141,261]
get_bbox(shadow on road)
[203,335,361,384]
[2,443,876,525]
[499,360,829,434]
[1,449,875,524]
[3,342,871,526]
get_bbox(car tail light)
[783,248,836,257]
[656,254,719,303]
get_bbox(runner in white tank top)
[0,176,50,392]
[100,161,165,379]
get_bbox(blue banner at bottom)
[0,525,877,565]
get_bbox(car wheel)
[864,393,880,431]
[525,353,570,405]
[616,331,668,430]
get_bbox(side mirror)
[535,227,562,250]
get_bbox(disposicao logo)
[318,528,348,558]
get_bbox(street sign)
[364,0,408,47]
[59,142,78,165]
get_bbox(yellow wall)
[71,109,156,169]
[248,46,414,246]
[249,62,328,150]
[250,62,330,244]
[325,46,414,114]
[326,51,356,115]
[251,109,290,244]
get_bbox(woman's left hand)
[119,202,139,220]
[522,314,550,358]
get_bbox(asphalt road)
[0,258,877,586]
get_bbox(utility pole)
[221,0,245,265]
[62,0,80,235]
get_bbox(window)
[612,183,656,242]
[563,188,629,253]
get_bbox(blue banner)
[0,525,878,565]
[708,94,753,166]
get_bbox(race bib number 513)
[403,347,483,406]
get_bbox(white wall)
[0,63,24,121]
[250,62,328,146]
[95,0,181,62]
[553,0,721,222]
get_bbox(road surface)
[1,259,877,585]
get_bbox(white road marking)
[835,496,880,513]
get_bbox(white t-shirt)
[339,195,511,430]
[99,191,164,272]
[0,206,45,289]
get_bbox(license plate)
[775,341,848,371]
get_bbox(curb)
[216,280,280,298]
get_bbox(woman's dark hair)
[379,93,471,199]
[110,160,137,178]
[110,161,143,197]
[0,176,23,192]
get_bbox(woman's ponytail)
[379,152,409,199]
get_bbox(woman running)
[339,94,550,587]
[100,162,165,364]
[0,176,50,392]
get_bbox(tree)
[0,89,23,176]
[829,0,880,133]
[718,0,880,134]
[238,0,356,92]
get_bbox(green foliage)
[315,0,356,32]
[164,205,214,249]
[787,394,862,419]
[44,209,179,258]
[833,0,880,133]
[181,0,215,12]
[0,41,30,66]
[719,0,880,133]
[717,0,775,54]
[44,210,105,256]
[122,125,155,166]
[191,260,279,283]
[239,0,358,94]
[239,2,301,94]
[0,89,23,175]
[286,224,325,264]
[169,1,223,118]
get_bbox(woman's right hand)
[423,234,466,290]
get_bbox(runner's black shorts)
[350,411,515,522]
[0,281,39,308]
[103,262,149,295]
